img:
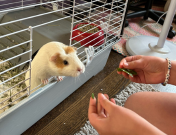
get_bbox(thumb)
[98,93,115,114]
[123,59,145,70]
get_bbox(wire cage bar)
[0,0,127,113]
[0,0,128,134]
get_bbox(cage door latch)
[51,3,58,11]
[85,46,95,67]
[100,21,108,34]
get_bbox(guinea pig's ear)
[50,53,60,62]
[64,46,77,54]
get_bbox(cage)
[0,0,128,134]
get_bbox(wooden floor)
[22,50,131,135]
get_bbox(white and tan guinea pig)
[25,41,85,91]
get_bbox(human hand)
[88,93,166,135]
[117,55,168,84]
[89,93,136,135]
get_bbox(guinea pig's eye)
[63,60,69,65]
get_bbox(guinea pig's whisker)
[77,76,81,82]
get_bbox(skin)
[88,55,176,135]
[124,92,176,135]
[88,93,165,135]
[117,55,168,84]
[117,55,176,86]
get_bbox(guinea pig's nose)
[77,68,82,72]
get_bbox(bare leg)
[124,92,176,135]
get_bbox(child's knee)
[124,92,145,109]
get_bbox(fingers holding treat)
[97,93,116,117]
[90,93,116,118]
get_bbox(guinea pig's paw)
[57,76,63,82]
[41,79,49,85]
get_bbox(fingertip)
[101,93,106,100]
[103,94,109,100]
[123,62,128,67]
[98,93,106,100]
[119,58,126,68]
[90,95,96,102]
[110,98,116,104]
[119,63,124,68]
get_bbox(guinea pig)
[25,41,85,92]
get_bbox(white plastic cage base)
[126,36,176,61]
[0,41,116,135]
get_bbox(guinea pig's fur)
[25,41,85,91]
